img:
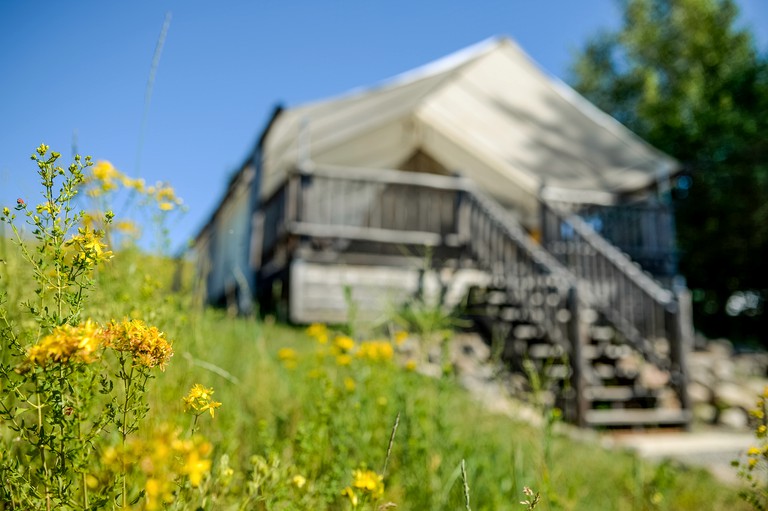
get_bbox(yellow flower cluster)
[114,219,141,238]
[102,318,174,370]
[742,386,768,470]
[306,323,328,343]
[66,226,113,265]
[356,340,394,362]
[307,324,399,368]
[183,384,222,418]
[87,160,146,196]
[334,335,355,353]
[35,200,60,218]
[342,468,385,506]
[394,331,408,346]
[150,182,183,211]
[85,161,183,211]
[26,320,103,367]
[352,468,384,496]
[101,425,212,510]
[277,347,299,369]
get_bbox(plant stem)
[461,459,472,511]
[121,361,135,508]
[36,385,51,511]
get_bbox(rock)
[715,382,755,410]
[712,358,736,382]
[707,339,734,358]
[733,354,768,378]
[639,364,670,390]
[694,403,718,423]
[616,353,642,378]
[687,381,712,404]
[451,333,490,362]
[657,387,681,410]
[718,407,748,430]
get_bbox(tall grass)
[0,146,753,510]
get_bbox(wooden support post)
[456,190,471,246]
[667,288,693,428]
[567,286,588,428]
[285,170,299,226]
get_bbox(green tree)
[570,0,768,345]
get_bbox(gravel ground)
[605,430,754,484]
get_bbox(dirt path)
[605,430,754,484]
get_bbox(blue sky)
[1,1,766,254]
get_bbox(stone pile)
[688,338,768,430]
[404,330,768,432]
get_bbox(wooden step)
[584,408,691,428]
[528,343,567,359]
[584,386,635,402]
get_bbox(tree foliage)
[571,0,768,344]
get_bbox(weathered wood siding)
[289,259,490,324]
[204,166,256,308]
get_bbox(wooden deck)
[249,163,692,428]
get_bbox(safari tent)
[194,37,691,428]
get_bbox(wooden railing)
[541,200,689,384]
[292,165,461,247]
[567,202,678,278]
[458,188,579,346]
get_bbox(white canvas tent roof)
[259,36,678,218]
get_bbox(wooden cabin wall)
[288,259,490,324]
[205,167,256,310]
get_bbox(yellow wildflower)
[394,331,408,346]
[115,219,140,237]
[102,318,173,369]
[181,444,212,486]
[277,347,298,369]
[151,182,183,211]
[26,319,103,367]
[336,354,352,366]
[334,335,355,353]
[341,486,359,507]
[92,160,118,182]
[292,474,307,488]
[748,446,761,456]
[66,226,113,265]
[120,424,213,507]
[35,201,59,217]
[183,384,222,418]
[352,469,384,498]
[344,377,356,392]
[357,340,394,362]
[405,359,417,371]
[306,323,329,343]
[120,175,146,192]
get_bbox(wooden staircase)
[461,189,691,428]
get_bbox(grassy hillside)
[0,147,755,509]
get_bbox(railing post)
[667,288,692,427]
[566,286,588,427]
[456,189,471,246]
[286,167,308,226]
